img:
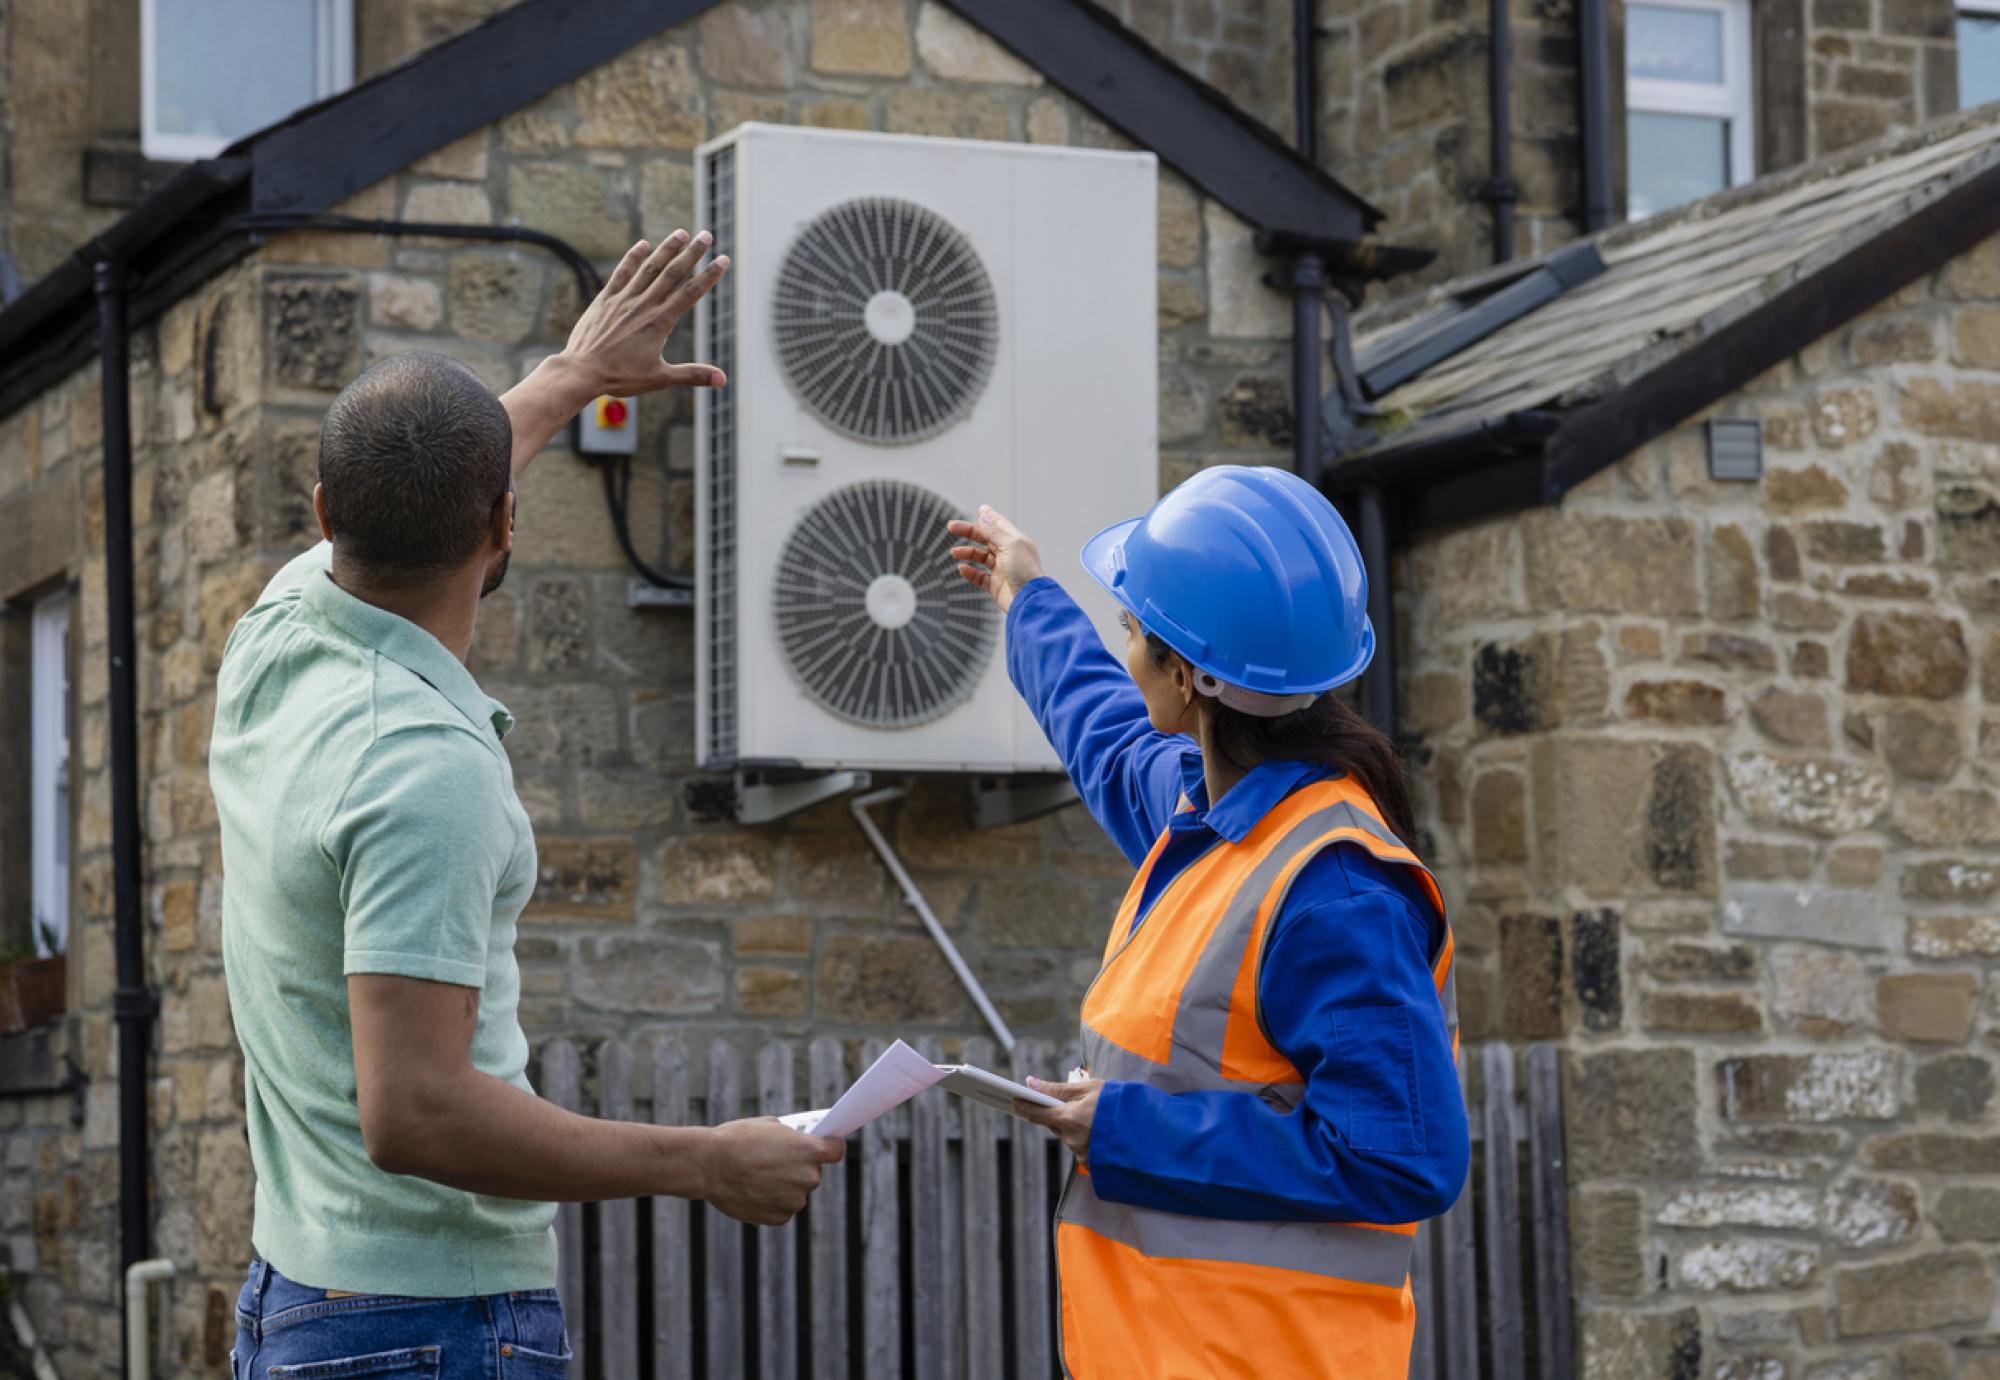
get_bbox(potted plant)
[12,920,65,1029]
[0,943,26,1036]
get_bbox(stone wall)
[1396,230,2000,1376]
[0,2,1303,1373]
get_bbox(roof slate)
[1348,103,2000,458]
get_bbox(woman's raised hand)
[948,505,1045,615]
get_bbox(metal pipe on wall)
[1295,0,1319,166]
[97,261,155,1361]
[1290,253,1328,490]
[1356,484,1397,735]
[1578,0,1615,232]
[1487,0,1517,262]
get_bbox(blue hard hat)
[1080,465,1374,700]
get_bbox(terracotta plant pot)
[0,966,23,1036]
[12,954,65,1029]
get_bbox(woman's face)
[1120,610,1196,735]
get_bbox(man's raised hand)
[564,231,731,397]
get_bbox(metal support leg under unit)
[851,787,1016,1053]
[970,775,1079,830]
[733,770,873,825]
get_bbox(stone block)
[194,1128,255,1273]
[1625,680,1726,726]
[1708,523,1760,621]
[412,129,490,181]
[1203,203,1288,339]
[697,3,796,87]
[264,277,361,392]
[1156,175,1201,269]
[1900,377,2000,439]
[1801,519,1885,563]
[1822,1177,1917,1250]
[1677,1239,1817,1292]
[1935,1185,2000,1242]
[810,0,910,75]
[1579,1308,1702,1380]
[1657,1185,1816,1230]
[1954,303,2000,368]
[507,164,634,261]
[1646,941,1756,983]
[1811,384,1879,447]
[1902,858,2000,901]
[574,38,703,149]
[448,253,542,345]
[524,579,587,675]
[1865,1131,2000,1172]
[1875,971,1976,1042]
[1524,513,1699,616]
[1916,1054,1993,1120]
[1880,705,1962,782]
[1768,945,1873,1034]
[1680,630,1779,672]
[1572,1188,1644,1297]
[1848,315,1937,366]
[883,88,1010,140]
[657,832,776,905]
[1499,914,1563,1039]
[1642,990,1762,1035]
[1825,847,1882,887]
[572,933,723,1014]
[401,181,493,225]
[816,933,972,1023]
[1893,788,2000,847]
[1217,376,1292,448]
[915,3,1042,83]
[1908,915,2000,958]
[734,915,813,957]
[526,837,639,918]
[736,966,809,1017]
[1544,739,1712,899]
[1717,1051,1900,1122]
[1565,1048,1701,1179]
[1723,840,1812,882]
[782,834,887,913]
[1572,909,1622,1032]
[1939,484,2000,572]
[1748,689,1829,748]
[1833,1249,1993,1337]
[367,273,445,333]
[1471,770,1528,864]
[1725,753,1890,837]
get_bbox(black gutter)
[1578,0,1615,232]
[1479,0,1518,262]
[97,263,154,1356]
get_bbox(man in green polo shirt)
[212,229,841,1377]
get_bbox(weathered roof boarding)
[1337,104,2000,529]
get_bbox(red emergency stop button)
[598,397,629,428]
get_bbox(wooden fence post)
[1481,1044,1525,1380]
[859,1039,902,1380]
[1526,1044,1574,1380]
[539,1039,588,1380]
[1010,1039,1055,1380]
[759,1042,799,1380]
[597,1040,640,1380]
[707,1040,745,1379]
[808,1037,849,1380]
[653,1037,693,1380]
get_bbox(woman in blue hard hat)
[948,464,1469,1380]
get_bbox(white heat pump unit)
[694,124,1158,774]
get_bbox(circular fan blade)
[771,198,1000,445]
[773,481,997,727]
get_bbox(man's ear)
[493,488,516,555]
[312,483,334,542]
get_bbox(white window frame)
[140,0,355,162]
[1960,0,2000,109]
[1626,0,1756,206]
[29,590,70,957]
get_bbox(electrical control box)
[578,394,638,455]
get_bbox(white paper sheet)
[779,1040,1063,1136]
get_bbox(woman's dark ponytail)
[1146,634,1417,844]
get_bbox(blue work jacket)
[1006,576,1469,1225]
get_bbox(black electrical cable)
[223,211,692,590]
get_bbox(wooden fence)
[535,1036,1571,1380]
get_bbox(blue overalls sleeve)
[1086,845,1470,1224]
[1004,577,1189,868]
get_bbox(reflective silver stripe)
[1058,1175,1415,1288]
[1080,1020,1301,1099]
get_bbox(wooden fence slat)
[859,1039,903,1380]
[653,1038,693,1380]
[1010,1040,1053,1380]
[808,1037,849,1380]
[910,1037,951,1380]
[1526,1044,1574,1380]
[597,1040,640,1380]
[707,1040,746,1380]
[540,1040,588,1380]
[759,1043,800,1380]
[1481,1044,1526,1380]
[1439,1057,1480,1380]
[1406,1219,1437,1380]
[959,1038,1005,1380]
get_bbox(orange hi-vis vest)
[1055,775,1457,1380]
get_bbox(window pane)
[1629,111,1730,218]
[153,0,319,144]
[1961,14,2000,109]
[1629,4,1725,84]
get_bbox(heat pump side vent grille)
[702,145,739,764]
[772,481,995,728]
[770,198,1000,446]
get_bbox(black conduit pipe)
[1486,0,1517,262]
[1289,254,1328,490]
[98,262,154,1361]
[1578,0,1615,231]
[1356,484,1396,735]
[1295,0,1319,166]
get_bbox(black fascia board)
[246,0,722,212]
[1543,150,2000,500]
[1354,240,1605,399]
[940,0,1381,243]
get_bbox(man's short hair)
[318,352,513,581]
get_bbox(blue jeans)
[232,1260,572,1379]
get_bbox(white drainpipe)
[851,786,1016,1053]
[124,1259,176,1380]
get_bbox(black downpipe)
[1294,0,1319,166]
[1289,253,1327,490]
[1356,484,1396,735]
[1485,0,1518,262]
[1578,0,1615,232]
[98,262,154,1348]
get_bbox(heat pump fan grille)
[771,198,999,444]
[774,481,995,728]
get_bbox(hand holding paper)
[781,1039,1062,1136]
